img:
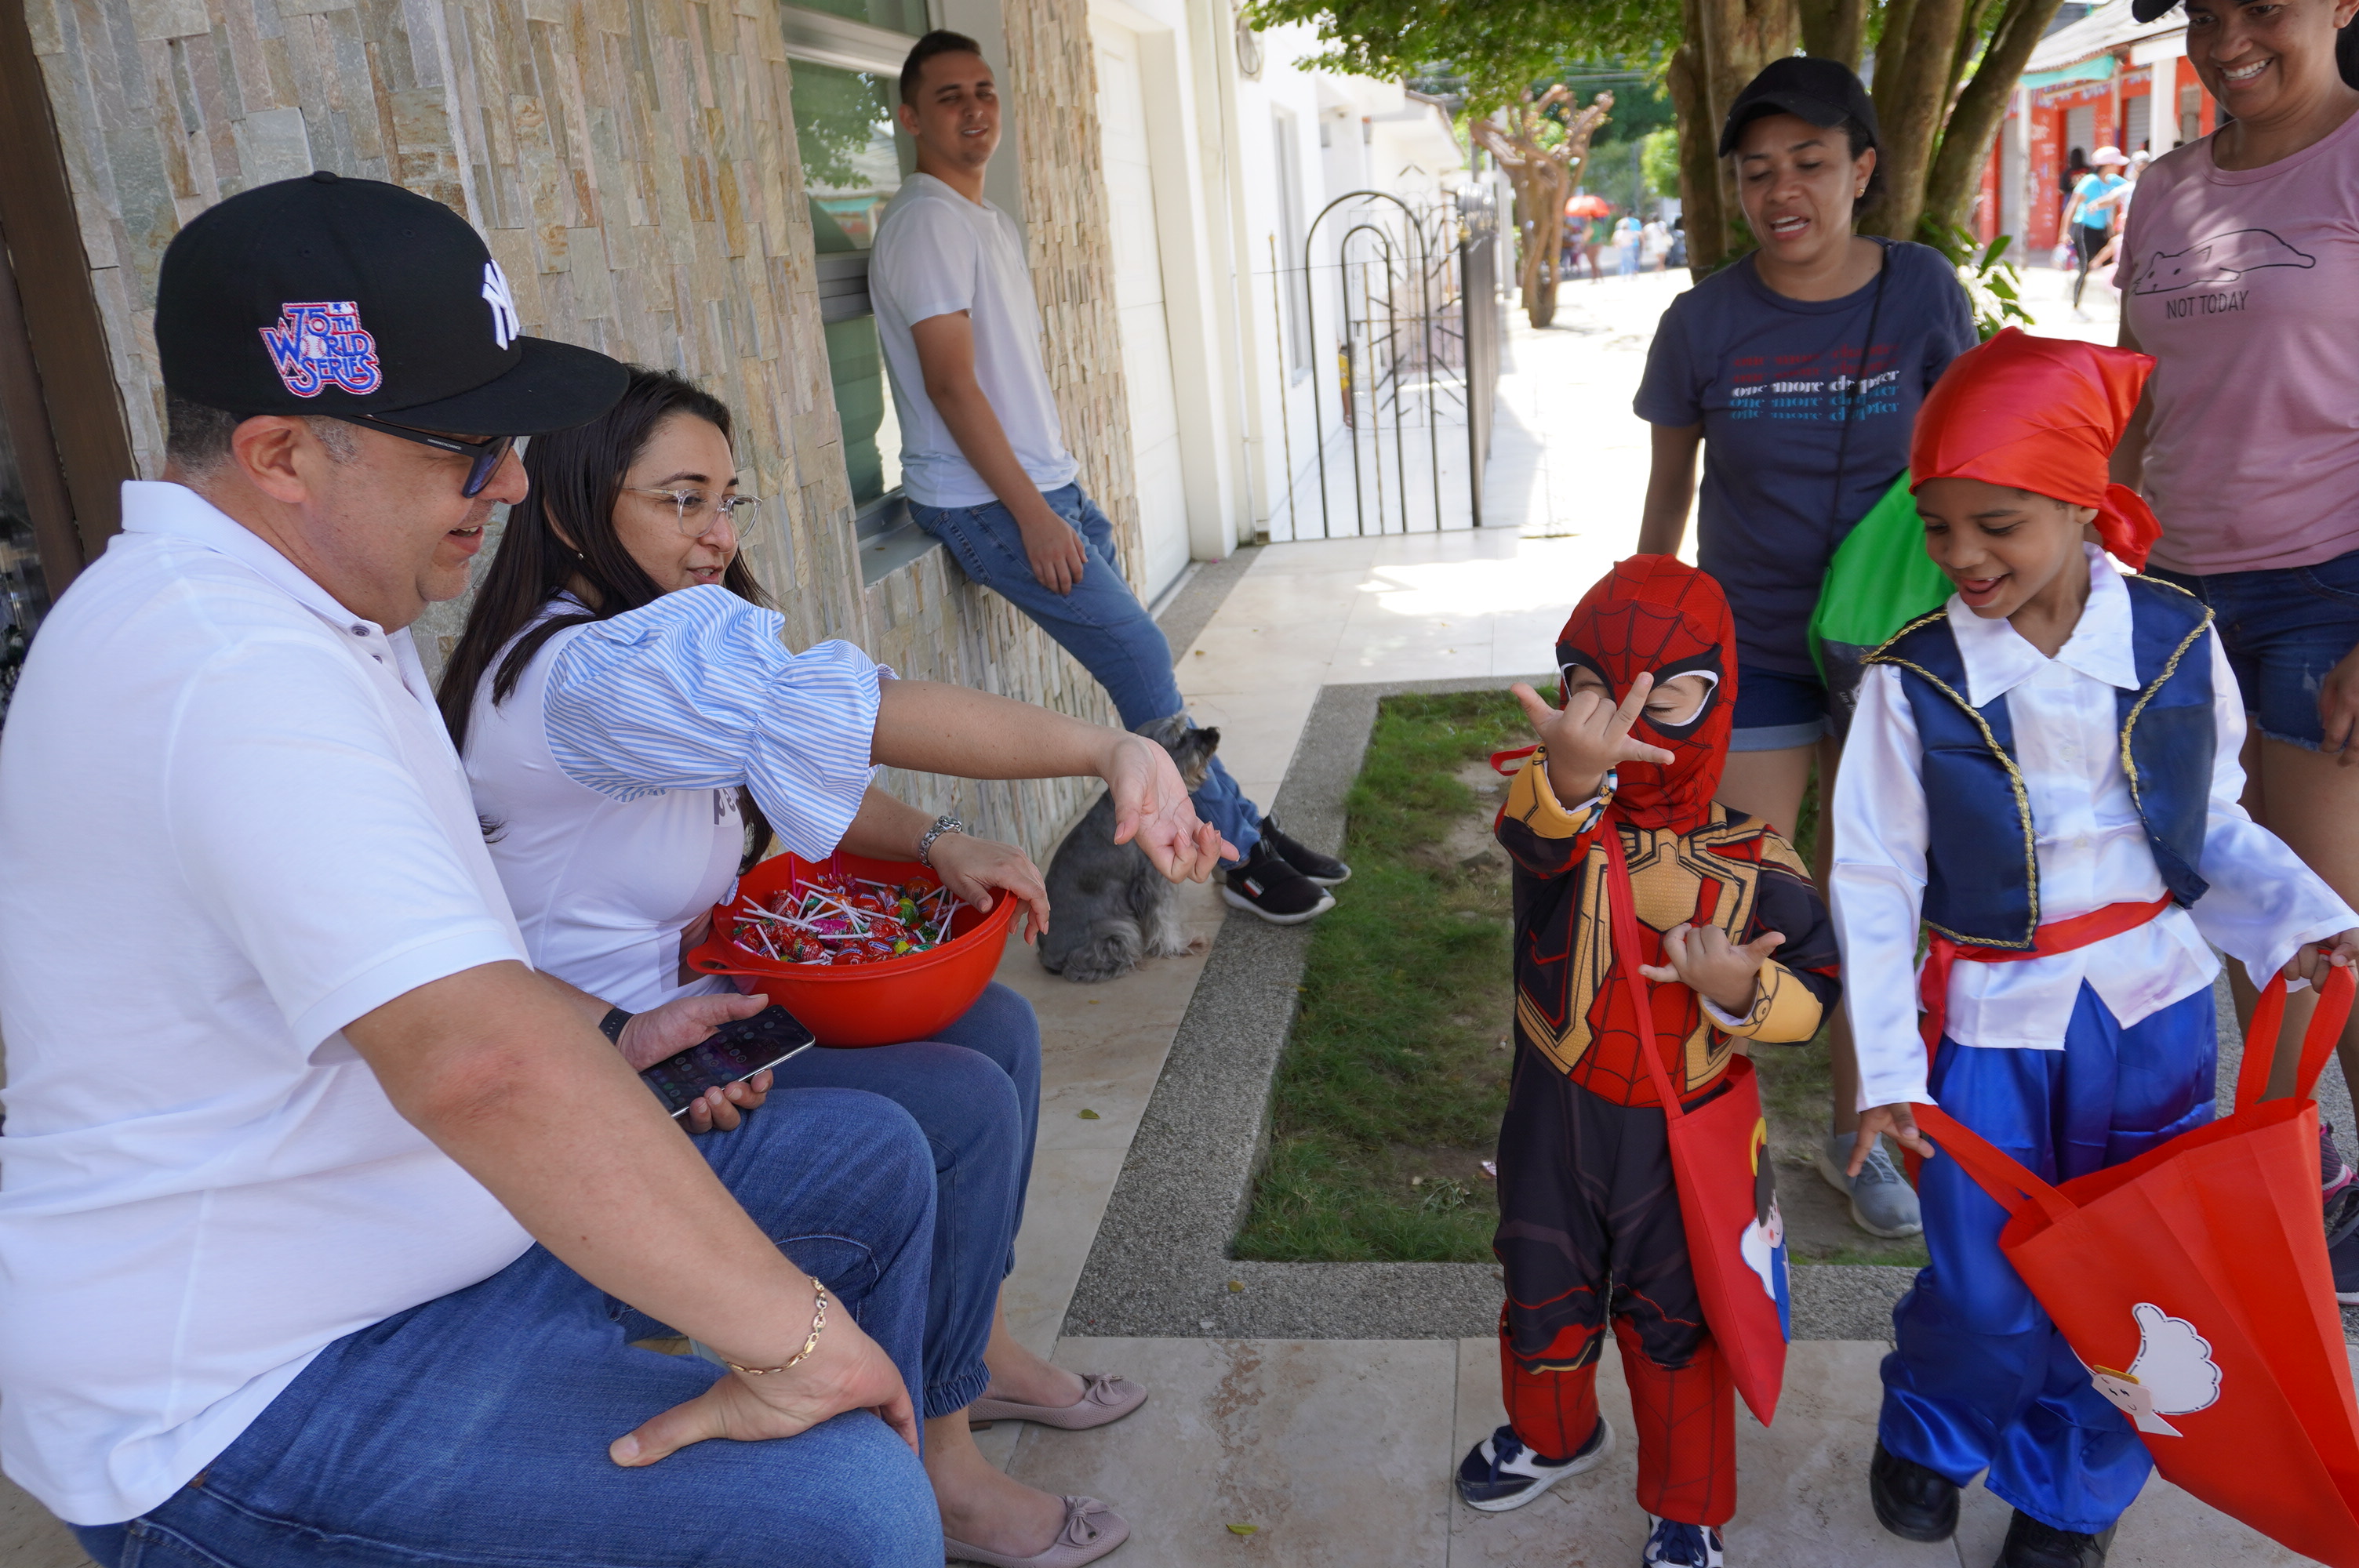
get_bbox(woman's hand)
[680,1070,772,1134]
[1848,1104,1937,1177]
[2282,928,2359,986]
[2318,641,2359,765]
[1510,677,1675,807]
[1637,921,1783,1017]
[929,831,1052,940]
[615,990,772,1073]
[1103,731,1234,882]
[609,1292,920,1464]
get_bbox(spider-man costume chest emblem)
[1514,809,1810,1105]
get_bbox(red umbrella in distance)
[1565,194,1612,217]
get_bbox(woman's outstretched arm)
[873,681,1233,881]
[1636,423,1703,558]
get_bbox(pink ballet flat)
[945,1495,1129,1567]
[969,1372,1147,1431]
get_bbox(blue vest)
[1864,576,2214,949]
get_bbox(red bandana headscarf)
[1554,555,1736,835]
[1909,327,2161,570]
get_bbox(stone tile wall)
[23,0,1147,862]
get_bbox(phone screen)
[638,1006,816,1119]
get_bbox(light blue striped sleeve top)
[541,585,888,861]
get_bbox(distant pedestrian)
[1615,214,1643,277]
[2064,145,2129,313]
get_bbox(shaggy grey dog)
[1037,713,1220,983]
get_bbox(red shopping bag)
[1601,824,1789,1426]
[1914,969,2359,1566]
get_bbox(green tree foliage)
[1240,0,1679,115]
[1641,126,1682,200]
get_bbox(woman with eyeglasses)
[438,368,1210,1567]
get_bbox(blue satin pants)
[1880,982,2217,1534]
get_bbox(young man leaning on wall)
[869,29,1349,925]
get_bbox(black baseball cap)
[2130,0,2175,20]
[1718,56,1881,156]
[155,171,626,435]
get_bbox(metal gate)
[1258,187,1504,541]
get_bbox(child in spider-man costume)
[1456,555,1840,1568]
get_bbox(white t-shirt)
[870,172,1080,508]
[0,482,535,1526]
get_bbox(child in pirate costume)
[1835,329,2359,1568]
[1458,557,1841,1568]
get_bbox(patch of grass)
[1234,691,1530,1262]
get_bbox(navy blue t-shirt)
[1635,240,1976,677]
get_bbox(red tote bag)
[1914,969,2359,1566]
[1601,824,1790,1426]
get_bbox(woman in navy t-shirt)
[1632,56,1975,1237]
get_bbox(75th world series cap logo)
[260,301,383,398]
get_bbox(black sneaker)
[1222,840,1336,924]
[1869,1439,1958,1543]
[1455,1419,1613,1512]
[1997,1509,2116,1567]
[1259,815,1350,886]
[2328,1183,2359,1306]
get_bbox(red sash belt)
[1917,893,2175,1054]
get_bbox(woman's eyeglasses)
[332,414,517,498]
[623,487,765,542]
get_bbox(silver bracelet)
[916,814,966,869]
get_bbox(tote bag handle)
[2234,968,2356,1114]
[1600,822,1696,1122]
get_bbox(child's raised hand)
[1637,921,1783,1018]
[1510,676,1676,807]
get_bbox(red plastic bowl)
[682,851,1016,1047]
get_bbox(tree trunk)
[1667,36,1727,276]
[1677,0,1799,275]
[1472,90,1612,328]
[1923,0,2070,230]
[1797,0,1869,70]
[1860,0,1968,241]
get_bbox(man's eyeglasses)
[623,487,765,542]
[332,414,518,498]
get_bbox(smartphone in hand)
[639,1005,815,1119]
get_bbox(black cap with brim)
[156,172,627,437]
[2131,0,2177,20]
[1718,56,1881,156]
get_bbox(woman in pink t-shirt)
[2115,0,2359,1298]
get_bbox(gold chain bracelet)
[725,1280,828,1376]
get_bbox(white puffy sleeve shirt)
[1831,548,2357,1110]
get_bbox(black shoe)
[1997,1509,2117,1567]
[1222,840,1336,924]
[1259,814,1350,886]
[1869,1440,1958,1543]
[1454,1418,1613,1512]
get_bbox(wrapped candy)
[725,867,962,967]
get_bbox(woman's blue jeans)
[72,1087,942,1568]
[911,483,1263,862]
[765,982,1039,1418]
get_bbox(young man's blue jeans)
[71,1088,942,1568]
[911,484,1262,862]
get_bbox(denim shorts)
[1731,664,1833,752]
[2148,549,2359,750]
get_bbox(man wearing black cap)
[0,174,942,1566]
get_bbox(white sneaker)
[1816,1133,1924,1240]
[1455,1420,1613,1512]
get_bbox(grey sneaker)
[1816,1133,1925,1240]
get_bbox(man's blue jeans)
[911,483,1262,860]
[768,982,1036,1418]
[71,1089,942,1568]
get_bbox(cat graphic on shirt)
[2131,228,2316,295]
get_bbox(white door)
[1091,18,1190,600]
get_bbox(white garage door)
[1091,17,1190,601]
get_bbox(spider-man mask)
[1554,555,1735,835]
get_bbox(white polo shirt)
[870,172,1080,508]
[0,481,534,1526]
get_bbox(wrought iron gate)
[1259,187,1504,541]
